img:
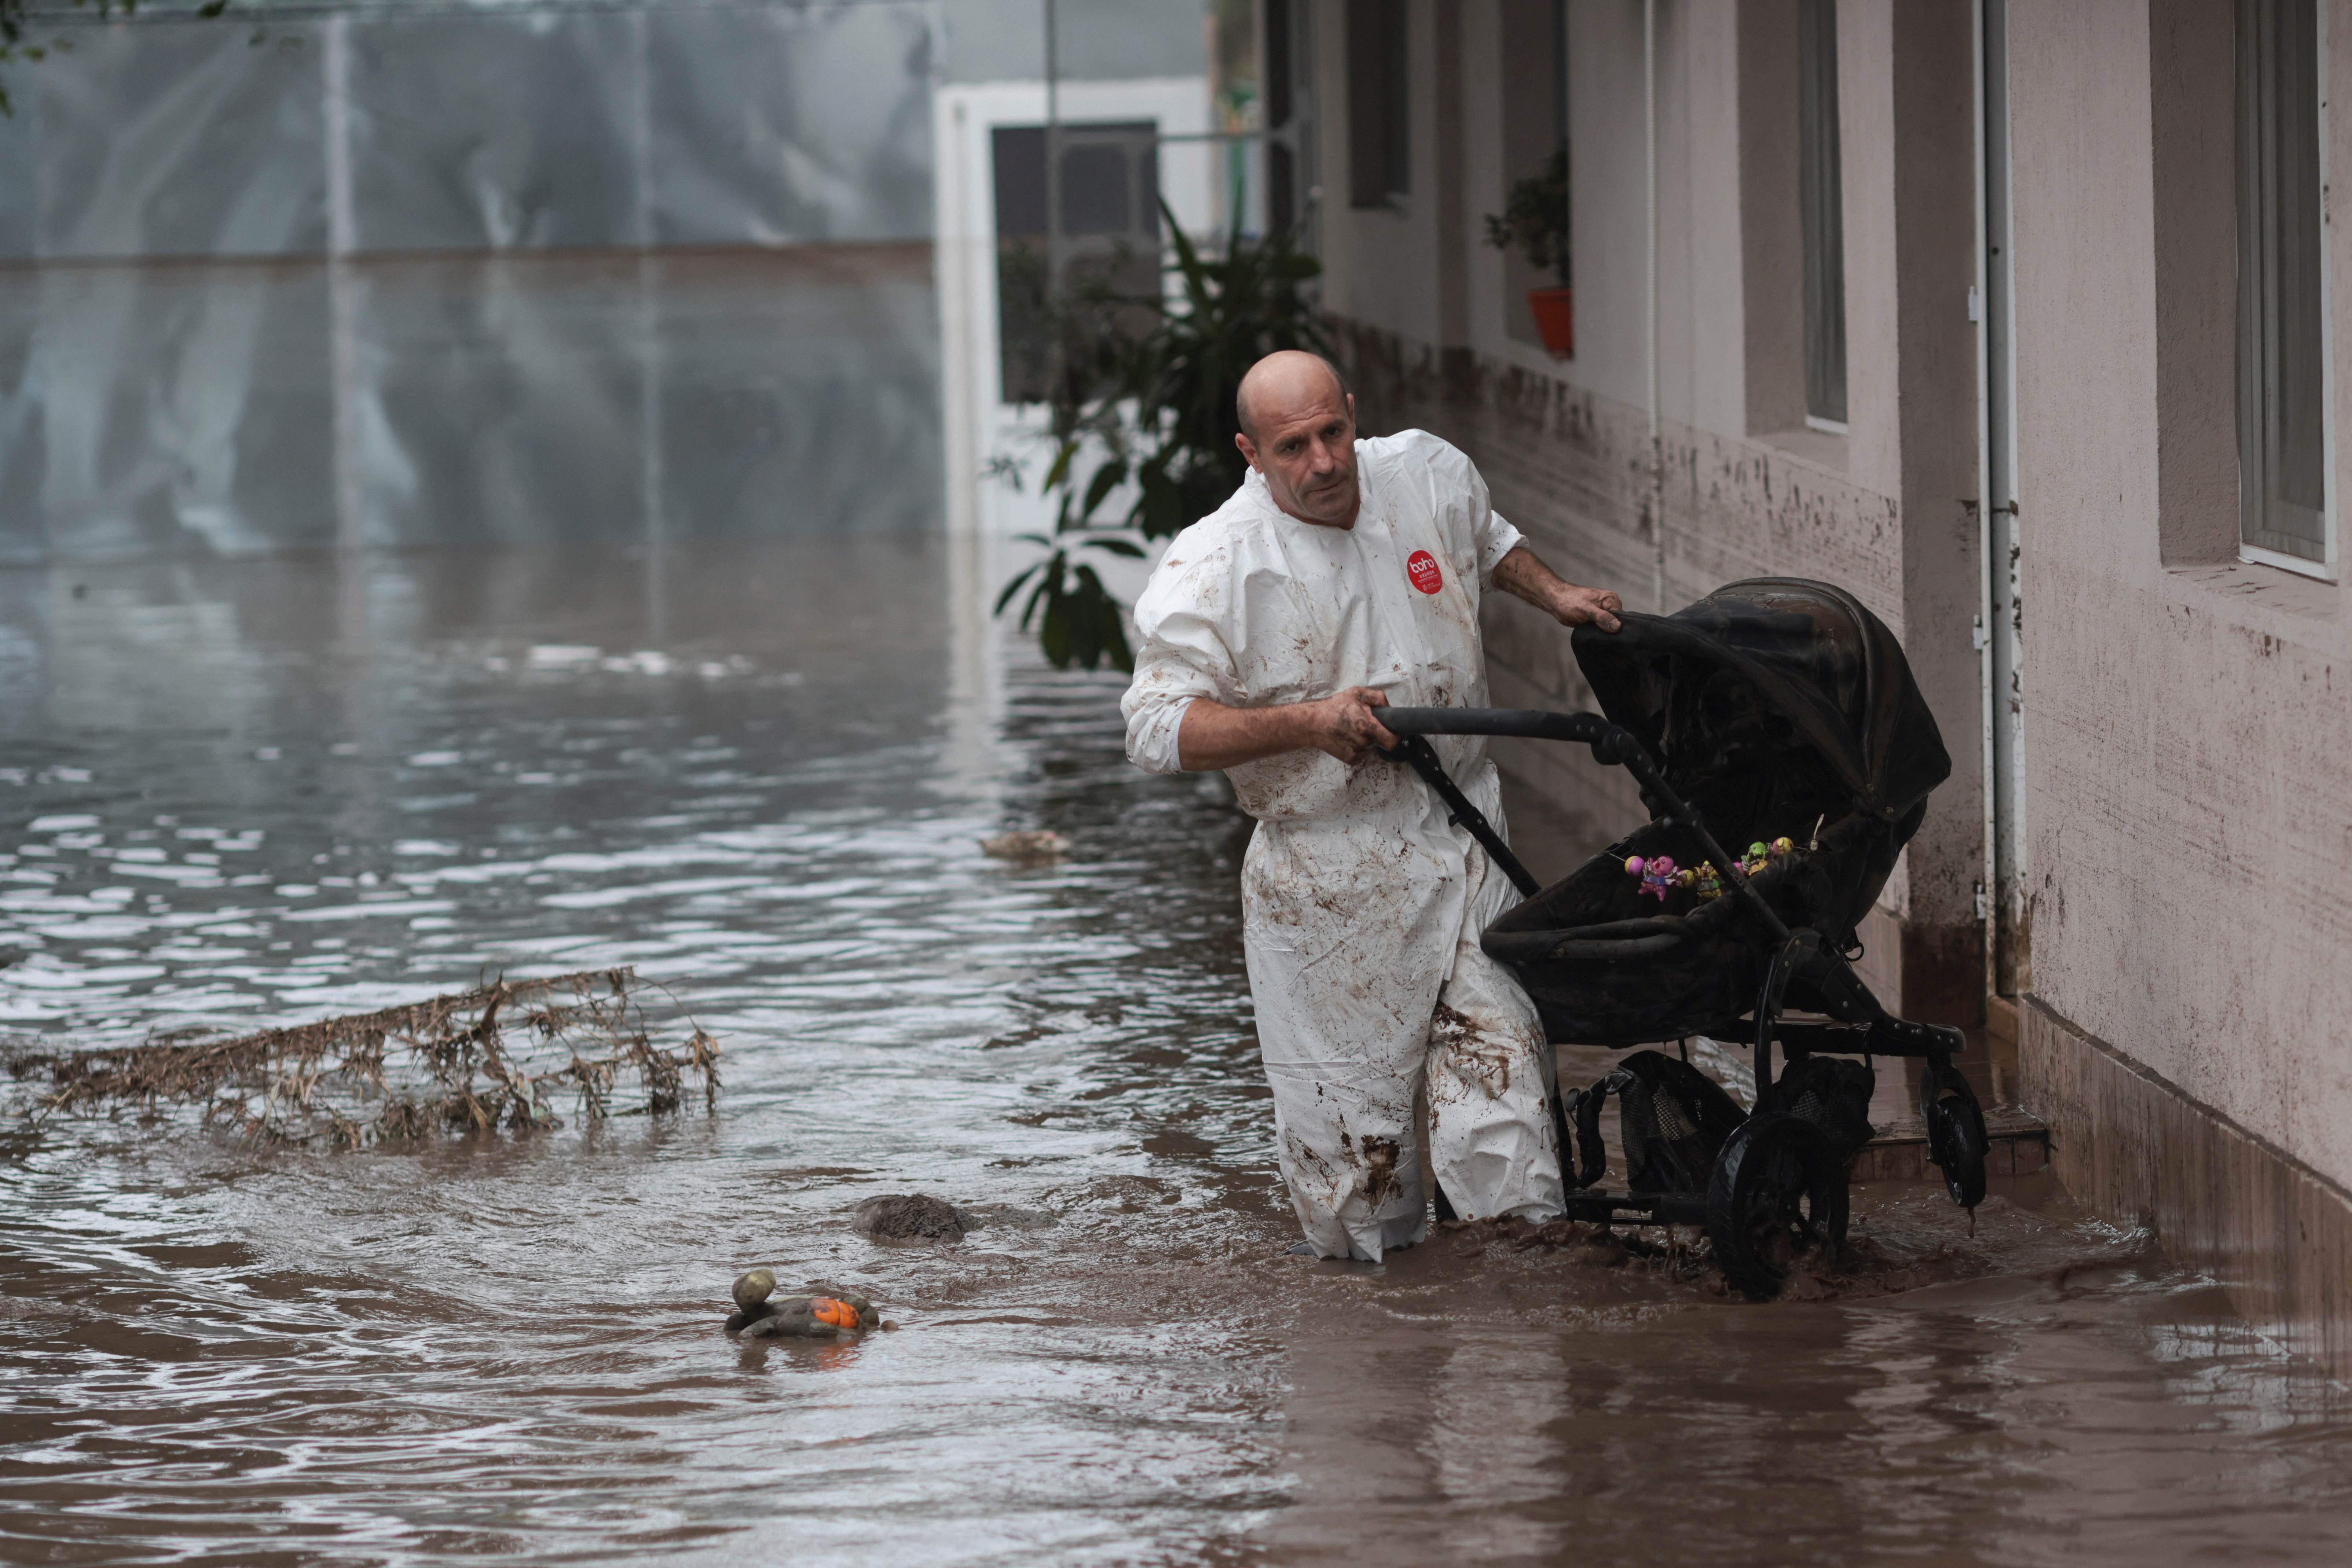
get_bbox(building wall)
[2009,0,2352,1194]
[1309,0,1984,1024]
[1306,0,2352,1361]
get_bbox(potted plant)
[1485,147,1572,357]
[991,204,1330,671]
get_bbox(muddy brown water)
[4,537,2352,1566]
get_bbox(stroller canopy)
[1569,578,1950,839]
[1478,579,1952,1047]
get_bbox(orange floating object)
[810,1297,860,1329]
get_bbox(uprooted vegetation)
[0,968,718,1147]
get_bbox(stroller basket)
[1377,578,1987,1299]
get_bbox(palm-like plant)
[995,204,1328,672]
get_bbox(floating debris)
[0,968,718,1148]
[853,1193,971,1242]
[731,1267,778,1314]
[979,829,1069,863]
[725,1268,880,1339]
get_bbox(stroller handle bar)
[1381,706,1615,747]
[1381,706,1662,788]
[1377,706,1792,945]
[1380,705,1664,793]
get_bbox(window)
[1347,0,1410,208]
[1799,0,1847,430]
[1266,0,1298,233]
[1498,0,1570,350]
[992,122,1161,405]
[2238,0,2333,571]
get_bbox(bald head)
[1234,350,1362,528]
[1236,350,1348,443]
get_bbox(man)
[1121,350,1624,1261]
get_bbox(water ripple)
[1,543,2350,1566]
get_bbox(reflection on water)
[3,537,2352,1566]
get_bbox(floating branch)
[0,968,718,1147]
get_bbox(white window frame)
[2241,0,2340,581]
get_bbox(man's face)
[1237,388,1360,528]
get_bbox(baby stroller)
[1380,577,1988,1299]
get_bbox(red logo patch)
[1406,550,1444,595]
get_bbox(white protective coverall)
[1122,429,1565,1260]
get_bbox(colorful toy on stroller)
[1380,577,1988,1299]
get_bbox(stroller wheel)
[1705,1113,1849,1301]
[1919,1060,1989,1211]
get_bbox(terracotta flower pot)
[1527,286,1574,358]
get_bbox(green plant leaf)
[1063,564,1133,673]
[1137,482,1183,538]
[1018,577,1051,632]
[992,199,1326,665]
[1018,552,1064,632]
[1179,464,1230,525]
[1066,594,1101,669]
[1101,598,1135,673]
[992,560,1044,617]
[1038,583,1073,667]
[1067,563,1114,669]
[1080,459,1128,519]
[1161,198,1210,299]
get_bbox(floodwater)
[0,447,2352,1561]
[6,544,2352,1567]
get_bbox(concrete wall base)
[2020,994,2352,1379]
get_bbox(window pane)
[1553,0,1569,155]
[1380,0,1410,198]
[992,126,1048,239]
[1800,0,1847,426]
[1266,0,1294,132]
[1059,145,1133,236]
[992,122,1160,405]
[2240,0,2328,561]
[1347,0,1408,207]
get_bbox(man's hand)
[1300,686,1400,764]
[1176,686,1400,771]
[1492,544,1624,632]
[1546,581,1625,631]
